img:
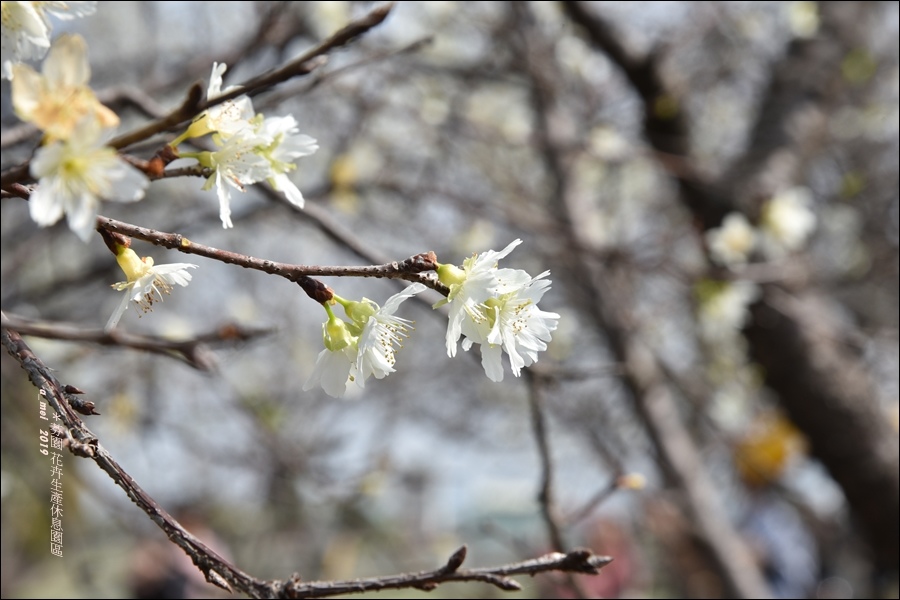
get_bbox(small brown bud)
[68,396,100,416]
[298,277,334,304]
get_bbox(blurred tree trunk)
[561,0,899,574]
[515,4,773,597]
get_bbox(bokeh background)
[2,1,898,598]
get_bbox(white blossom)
[10,32,117,140]
[305,284,424,398]
[256,115,319,208]
[193,62,256,141]
[29,116,148,241]
[199,128,272,228]
[759,187,817,258]
[305,345,360,399]
[355,283,425,384]
[174,64,318,228]
[697,280,760,342]
[437,239,558,381]
[438,239,531,358]
[477,272,560,382]
[706,212,757,267]
[303,314,359,398]
[106,248,198,331]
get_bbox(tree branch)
[277,545,612,597]
[1,312,272,371]
[1,323,276,598]
[2,321,613,598]
[107,1,395,153]
[96,215,448,297]
[526,372,566,552]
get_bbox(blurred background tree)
[2,1,897,598]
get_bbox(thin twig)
[563,479,619,527]
[96,215,449,296]
[1,312,272,371]
[526,372,566,552]
[276,545,613,597]
[265,35,434,105]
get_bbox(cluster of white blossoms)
[1,0,96,80]
[10,33,149,241]
[170,63,319,228]
[304,240,559,397]
[4,8,191,330]
[434,239,560,382]
[7,3,559,392]
[698,188,816,346]
[10,47,316,325]
[705,187,817,267]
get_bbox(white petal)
[27,186,65,227]
[64,190,99,242]
[492,268,532,295]
[105,286,134,331]
[304,347,358,398]
[43,33,90,87]
[154,264,198,287]
[271,173,305,208]
[471,239,522,273]
[480,344,505,382]
[274,132,319,160]
[445,303,465,357]
[207,62,227,97]
[29,140,66,179]
[103,161,149,203]
[382,282,426,314]
[215,171,234,228]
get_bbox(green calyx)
[322,303,356,351]
[436,263,466,287]
[333,295,377,329]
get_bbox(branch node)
[402,251,439,273]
